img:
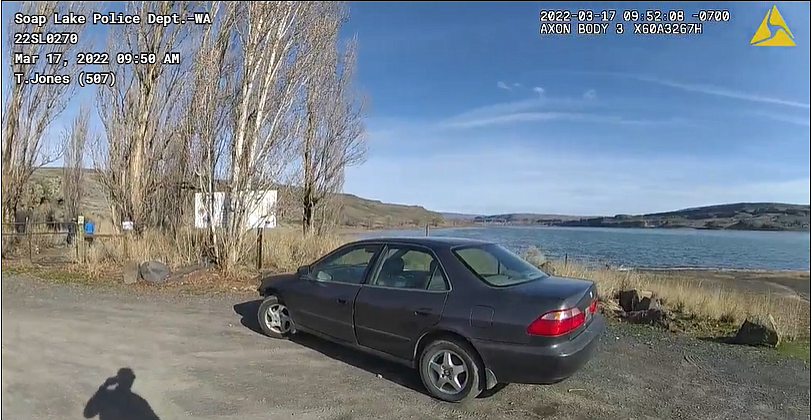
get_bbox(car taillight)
[526,307,586,336]
[588,299,598,313]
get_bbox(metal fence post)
[256,227,263,270]
[26,217,32,262]
[77,216,85,264]
[123,230,129,260]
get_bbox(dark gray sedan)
[256,237,605,403]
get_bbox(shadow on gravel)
[83,367,161,420]
[697,336,734,344]
[233,299,428,397]
[232,300,265,336]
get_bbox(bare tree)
[299,2,367,234]
[1,1,89,222]
[185,0,238,264]
[94,0,196,232]
[62,104,91,223]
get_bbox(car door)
[354,244,450,361]
[286,243,382,344]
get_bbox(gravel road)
[2,274,809,420]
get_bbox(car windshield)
[452,244,547,287]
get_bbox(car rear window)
[452,244,547,287]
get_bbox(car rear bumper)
[473,314,605,385]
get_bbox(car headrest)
[382,257,404,274]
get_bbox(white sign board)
[122,221,134,231]
[194,192,227,228]
[245,190,277,229]
[194,190,276,230]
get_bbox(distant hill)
[23,168,444,229]
[441,212,482,220]
[471,203,811,232]
[474,213,589,224]
[19,169,811,232]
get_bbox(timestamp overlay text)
[11,10,213,88]
[538,8,731,37]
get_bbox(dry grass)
[261,229,346,272]
[545,260,810,341]
[83,226,345,273]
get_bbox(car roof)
[349,236,492,250]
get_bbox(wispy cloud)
[751,112,811,127]
[532,86,545,97]
[634,75,810,109]
[513,82,523,88]
[583,89,596,100]
[497,81,512,90]
[442,111,684,129]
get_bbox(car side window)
[370,246,448,291]
[311,245,379,284]
[455,248,500,275]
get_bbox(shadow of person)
[83,368,161,420]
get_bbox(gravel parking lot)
[2,274,809,420]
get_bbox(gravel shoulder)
[2,274,810,420]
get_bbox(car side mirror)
[296,265,310,277]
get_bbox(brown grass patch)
[545,260,810,341]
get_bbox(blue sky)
[2,1,810,216]
[341,1,811,215]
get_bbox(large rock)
[733,314,781,348]
[623,308,674,331]
[123,261,140,285]
[617,289,657,312]
[139,261,171,284]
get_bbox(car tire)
[418,338,484,403]
[257,295,295,339]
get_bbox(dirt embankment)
[2,274,810,420]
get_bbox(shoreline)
[637,267,810,275]
[459,223,810,233]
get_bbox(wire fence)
[1,219,128,264]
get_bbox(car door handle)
[414,309,433,316]
[336,298,348,305]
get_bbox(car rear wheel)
[257,295,295,339]
[418,339,484,403]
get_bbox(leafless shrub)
[1,1,89,222]
[62,104,92,223]
[93,0,197,232]
[298,2,368,235]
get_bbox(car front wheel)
[418,338,484,403]
[257,295,295,339]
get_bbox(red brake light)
[526,307,586,336]
[588,299,598,313]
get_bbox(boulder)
[123,261,140,285]
[623,308,673,330]
[617,289,657,312]
[139,261,171,284]
[733,314,781,348]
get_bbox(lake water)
[357,226,811,271]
